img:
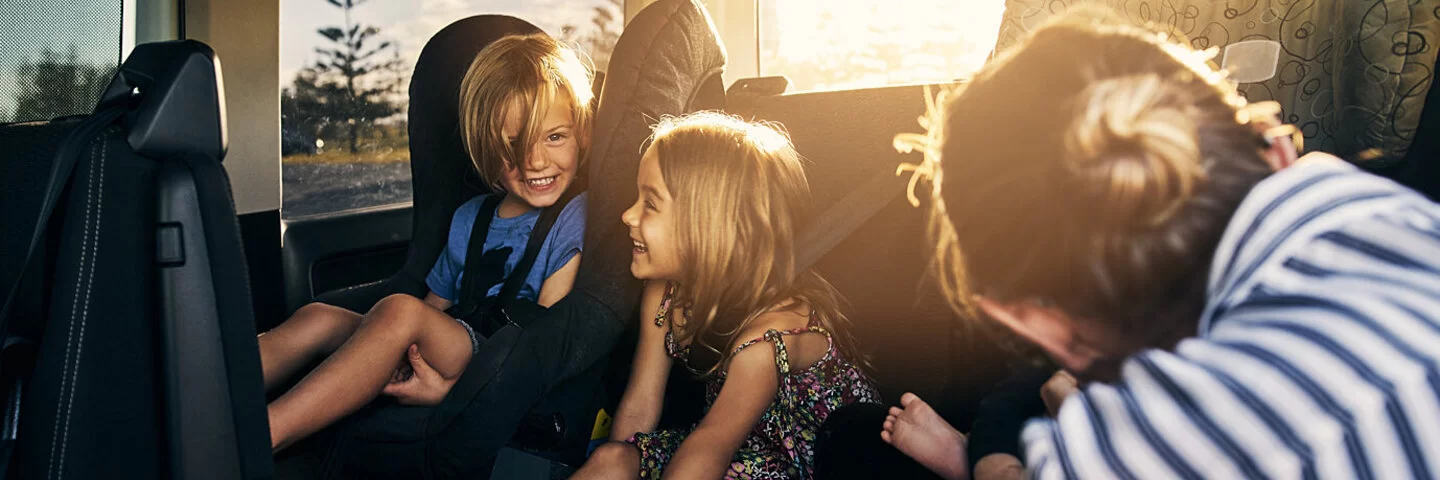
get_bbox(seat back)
[0,40,271,480]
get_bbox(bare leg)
[882,392,970,480]
[258,302,363,392]
[571,442,641,480]
[268,294,474,451]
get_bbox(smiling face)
[497,99,579,212]
[621,147,684,281]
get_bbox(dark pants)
[427,290,627,478]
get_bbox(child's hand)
[1040,370,1079,417]
[389,360,414,384]
[381,344,458,406]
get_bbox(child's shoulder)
[551,191,589,229]
[727,301,828,370]
[451,193,499,220]
[560,191,588,216]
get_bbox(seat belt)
[426,188,579,435]
[794,170,911,272]
[446,190,579,334]
[0,105,128,327]
[446,195,506,322]
[493,188,580,328]
[0,101,129,478]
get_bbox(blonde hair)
[458,34,595,191]
[916,9,1275,343]
[649,112,861,374]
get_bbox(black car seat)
[281,1,726,477]
[310,15,547,312]
[0,40,271,479]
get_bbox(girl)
[257,33,594,451]
[574,112,880,479]
[892,8,1440,478]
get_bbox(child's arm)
[661,341,780,479]
[535,254,581,307]
[609,281,673,441]
[536,194,587,308]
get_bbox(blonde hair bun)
[1064,73,1208,229]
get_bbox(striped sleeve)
[1024,157,1440,479]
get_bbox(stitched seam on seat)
[48,138,99,480]
[59,134,104,479]
[50,135,105,480]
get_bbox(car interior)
[3,0,1440,478]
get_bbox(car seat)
[280,1,727,477]
[0,40,271,480]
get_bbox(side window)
[758,0,1005,93]
[0,0,124,123]
[280,0,622,219]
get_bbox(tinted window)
[0,0,123,123]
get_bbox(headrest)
[408,15,543,196]
[392,15,543,296]
[571,0,725,306]
[580,0,727,233]
[99,40,227,162]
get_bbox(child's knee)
[364,294,429,331]
[293,301,336,320]
[588,442,637,469]
[289,302,360,344]
[293,302,353,329]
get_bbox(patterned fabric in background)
[994,0,1440,168]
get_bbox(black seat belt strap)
[0,101,128,478]
[447,195,504,320]
[0,104,128,339]
[495,189,579,313]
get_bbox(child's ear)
[975,296,1092,373]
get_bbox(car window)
[0,0,124,123]
[280,0,622,219]
[758,0,1004,93]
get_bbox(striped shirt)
[1022,155,1440,479]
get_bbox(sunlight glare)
[761,0,1007,92]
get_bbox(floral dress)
[626,283,882,479]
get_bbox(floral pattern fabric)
[626,283,881,479]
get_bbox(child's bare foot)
[881,392,969,480]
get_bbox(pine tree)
[562,0,623,71]
[308,0,403,153]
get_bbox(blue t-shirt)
[426,192,587,303]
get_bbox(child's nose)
[525,143,551,171]
[621,203,638,227]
